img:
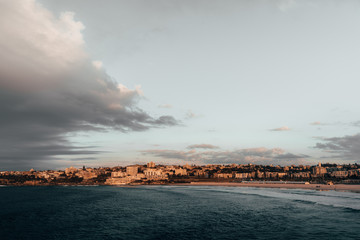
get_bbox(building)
[256,171,264,178]
[277,172,287,178]
[144,169,167,180]
[175,168,187,176]
[292,172,310,178]
[349,169,359,177]
[216,173,233,178]
[144,168,161,177]
[76,171,98,180]
[65,166,78,175]
[126,166,139,176]
[313,163,327,176]
[265,172,278,179]
[235,173,249,179]
[193,170,209,178]
[112,171,127,178]
[330,171,348,178]
[147,162,156,168]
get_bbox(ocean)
[0,186,359,240]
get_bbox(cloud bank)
[0,0,177,169]
[315,133,360,162]
[142,147,309,165]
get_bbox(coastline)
[183,182,360,193]
[2,182,360,193]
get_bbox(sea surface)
[0,185,359,240]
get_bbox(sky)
[1,0,360,170]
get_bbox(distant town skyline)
[1,161,359,187]
[1,0,360,170]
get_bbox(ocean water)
[0,186,359,240]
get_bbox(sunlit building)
[126,166,139,176]
[175,168,187,176]
[147,162,156,168]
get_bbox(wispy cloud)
[158,104,172,109]
[310,121,360,127]
[277,0,297,12]
[185,110,198,119]
[310,121,324,126]
[187,144,219,149]
[270,126,291,131]
[351,121,360,127]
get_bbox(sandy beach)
[187,182,360,192]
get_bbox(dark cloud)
[70,157,98,161]
[141,147,309,165]
[0,0,178,170]
[187,144,219,149]
[351,121,360,127]
[314,133,360,161]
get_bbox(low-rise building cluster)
[0,162,359,185]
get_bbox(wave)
[189,186,360,211]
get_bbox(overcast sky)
[1,0,360,170]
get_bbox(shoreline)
[2,182,360,193]
[183,182,360,193]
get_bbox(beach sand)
[187,182,360,192]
